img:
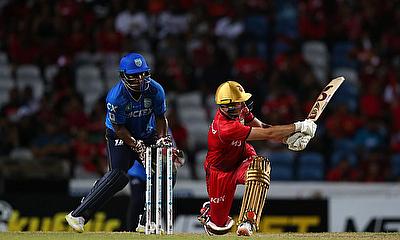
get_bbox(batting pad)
[238,156,271,231]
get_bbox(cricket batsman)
[198,81,316,236]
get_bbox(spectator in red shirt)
[390,130,400,153]
[65,20,90,56]
[72,129,103,178]
[261,87,297,124]
[359,82,386,119]
[389,95,400,131]
[326,157,360,181]
[8,20,41,64]
[325,104,362,139]
[96,16,124,53]
[298,1,327,40]
[62,95,89,134]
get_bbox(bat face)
[307,77,345,121]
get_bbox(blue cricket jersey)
[105,79,166,140]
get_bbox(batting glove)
[294,119,317,137]
[285,132,312,151]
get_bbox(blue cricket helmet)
[119,53,150,74]
[119,53,151,92]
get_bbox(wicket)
[145,144,174,235]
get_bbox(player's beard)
[220,104,242,120]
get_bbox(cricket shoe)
[197,201,210,225]
[204,217,234,236]
[136,215,158,234]
[236,221,254,236]
[65,212,85,233]
[135,222,145,233]
[136,222,157,234]
[198,202,236,235]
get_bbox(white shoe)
[136,223,145,233]
[236,222,253,236]
[136,222,157,234]
[65,212,85,233]
[197,201,210,225]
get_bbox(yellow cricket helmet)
[215,81,252,105]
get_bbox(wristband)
[244,112,255,123]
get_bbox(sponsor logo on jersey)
[122,101,153,118]
[125,103,132,112]
[210,195,225,204]
[114,139,124,146]
[107,103,118,112]
[143,98,152,108]
[127,108,152,118]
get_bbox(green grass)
[1,232,400,240]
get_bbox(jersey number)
[231,140,242,147]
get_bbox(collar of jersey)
[123,85,142,102]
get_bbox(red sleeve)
[219,121,251,142]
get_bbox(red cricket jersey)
[205,109,252,171]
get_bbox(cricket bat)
[307,76,345,121]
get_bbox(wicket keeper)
[198,81,316,236]
[65,52,172,232]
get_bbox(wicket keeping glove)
[172,148,185,170]
[156,135,172,147]
[294,119,317,137]
[131,137,146,163]
[285,132,312,151]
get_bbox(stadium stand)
[0,0,398,183]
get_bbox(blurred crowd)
[0,0,399,182]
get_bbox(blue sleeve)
[106,94,126,125]
[153,83,166,116]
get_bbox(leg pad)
[237,156,271,231]
[72,169,129,221]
